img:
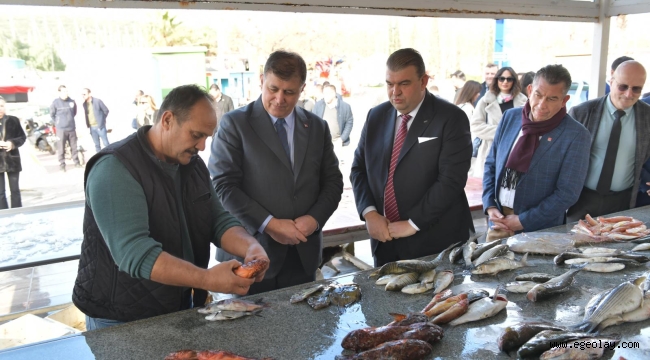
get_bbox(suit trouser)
[374,240,401,268]
[247,246,315,295]
[566,187,632,223]
[57,130,80,166]
[486,206,515,242]
[0,171,21,209]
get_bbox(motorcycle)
[26,119,56,155]
[52,124,86,166]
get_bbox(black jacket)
[0,115,26,173]
[50,97,77,131]
[72,126,214,322]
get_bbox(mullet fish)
[572,281,644,332]
[198,298,267,314]
[471,253,528,275]
[526,265,585,302]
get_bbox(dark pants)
[567,187,632,222]
[247,246,315,295]
[636,190,650,208]
[374,240,401,267]
[89,126,110,152]
[57,130,80,166]
[0,171,21,209]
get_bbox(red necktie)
[384,114,411,222]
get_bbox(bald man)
[567,61,650,221]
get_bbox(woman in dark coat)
[0,96,27,209]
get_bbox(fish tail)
[521,253,529,266]
[389,312,407,322]
[251,308,264,317]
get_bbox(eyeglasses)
[615,84,643,94]
[498,77,515,83]
[139,101,148,104]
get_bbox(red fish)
[233,259,269,278]
[336,339,433,360]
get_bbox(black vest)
[72,126,213,322]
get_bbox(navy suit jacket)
[482,108,591,232]
[640,96,650,201]
[351,91,474,260]
[83,97,109,129]
[209,97,343,278]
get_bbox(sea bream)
[572,281,644,332]
[471,253,528,275]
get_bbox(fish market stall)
[1,207,650,359]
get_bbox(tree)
[148,11,192,47]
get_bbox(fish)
[290,284,324,303]
[636,271,650,292]
[526,265,584,302]
[430,298,469,324]
[582,263,625,272]
[387,313,429,327]
[335,339,433,360]
[463,241,477,268]
[417,269,436,284]
[164,350,273,360]
[583,290,610,321]
[497,322,566,354]
[572,281,644,332]
[503,251,515,260]
[555,252,649,265]
[385,272,419,291]
[505,281,538,293]
[375,274,399,286]
[466,289,490,303]
[473,244,509,267]
[515,273,555,283]
[632,243,650,251]
[564,257,617,265]
[421,289,453,313]
[516,330,597,358]
[330,284,361,307]
[506,232,577,255]
[401,282,434,294]
[198,298,267,314]
[433,270,454,294]
[539,341,614,360]
[597,291,650,330]
[424,293,468,317]
[233,258,269,279]
[204,309,262,321]
[578,247,621,255]
[471,239,505,261]
[307,286,334,310]
[448,288,508,326]
[369,243,459,278]
[449,247,463,264]
[340,323,443,352]
[471,253,528,275]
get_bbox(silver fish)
[204,308,262,321]
[572,281,644,332]
[515,273,555,283]
[564,257,616,265]
[449,288,508,326]
[471,239,505,261]
[433,270,454,294]
[597,291,650,330]
[370,242,459,278]
[583,263,625,272]
[554,252,618,265]
[401,282,434,294]
[466,289,490,303]
[198,298,266,314]
[375,274,400,285]
[526,265,585,302]
[583,290,610,321]
[505,281,538,293]
[632,243,650,251]
[463,242,477,268]
[290,284,324,303]
[507,232,576,255]
[385,272,419,291]
[578,247,621,255]
[418,269,437,284]
[449,247,463,264]
[471,253,528,275]
[473,244,509,267]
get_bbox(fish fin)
[369,270,380,278]
[521,253,529,266]
[251,308,264,317]
[570,262,589,271]
[389,312,407,321]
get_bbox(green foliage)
[0,37,66,71]
[148,11,192,47]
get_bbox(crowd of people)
[1,46,649,334]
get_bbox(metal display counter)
[1,207,649,360]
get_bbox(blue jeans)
[90,126,110,152]
[85,315,124,331]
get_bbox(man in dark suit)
[209,50,343,294]
[475,63,499,106]
[350,48,474,267]
[567,60,650,221]
[636,95,650,208]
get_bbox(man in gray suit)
[209,50,343,294]
[567,60,650,221]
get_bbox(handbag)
[472,137,482,158]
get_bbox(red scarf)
[505,101,566,173]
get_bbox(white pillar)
[589,0,611,100]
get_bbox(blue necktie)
[274,118,291,162]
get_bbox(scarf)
[501,101,566,189]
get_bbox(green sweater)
[85,154,241,279]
